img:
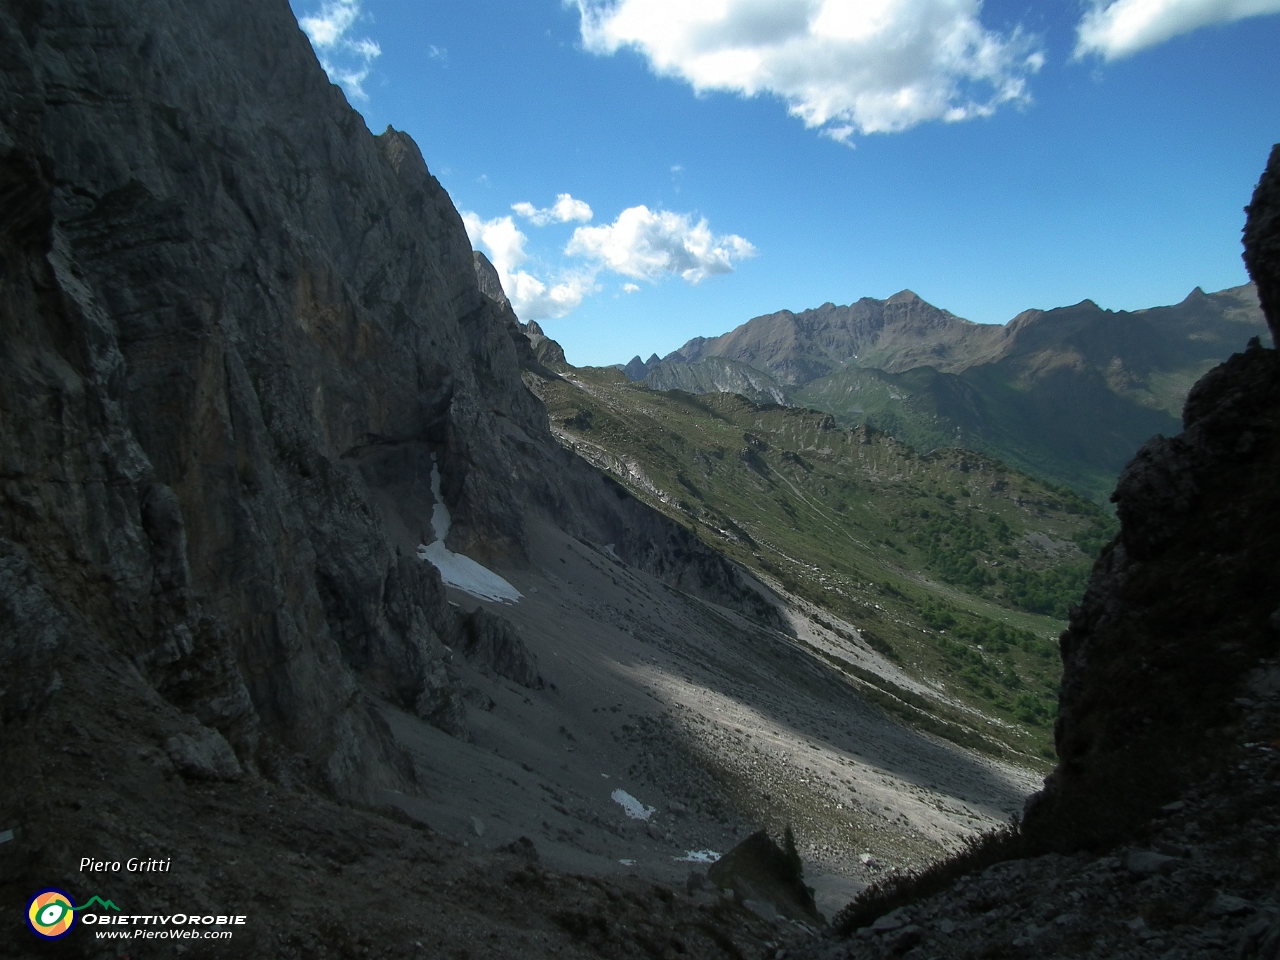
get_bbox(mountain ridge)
[624,283,1268,502]
[663,289,1001,382]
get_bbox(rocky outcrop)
[622,353,662,381]
[524,320,568,368]
[461,607,543,689]
[472,250,568,374]
[1245,145,1280,342]
[472,250,510,308]
[708,829,823,926]
[645,355,791,405]
[1022,145,1280,852]
[0,0,778,807]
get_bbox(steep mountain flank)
[645,355,790,405]
[0,0,774,833]
[536,363,1126,762]
[0,2,830,955]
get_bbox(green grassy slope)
[794,361,1183,504]
[537,366,1120,764]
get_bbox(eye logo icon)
[27,889,76,939]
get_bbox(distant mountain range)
[619,285,1269,502]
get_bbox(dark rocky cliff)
[1023,144,1280,851]
[0,0,775,812]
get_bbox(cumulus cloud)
[464,200,754,318]
[462,212,528,281]
[462,211,593,320]
[512,193,595,226]
[298,0,359,46]
[1074,0,1280,60]
[566,206,756,284]
[571,0,1044,139]
[297,0,381,100]
[504,272,596,321]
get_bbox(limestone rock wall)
[0,0,776,800]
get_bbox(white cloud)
[462,212,529,279]
[512,193,595,226]
[296,0,381,100]
[462,212,594,320]
[566,205,756,284]
[505,271,596,321]
[299,0,359,47]
[1074,0,1280,60]
[464,200,754,319]
[571,0,1044,139]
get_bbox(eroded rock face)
[1244,145,1280,343]
[0,0,778,802]
[472,251,569,371]
[0,0,488,797]
[472,250,510,309]
[1024,146,1280,851]
[461,608,543,690]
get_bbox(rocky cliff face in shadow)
[1023,144,1280,852]
[0,0,777,805]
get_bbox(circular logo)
[27,890,76,939]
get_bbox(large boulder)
[708,828,824,926]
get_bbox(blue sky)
[288,0,1280,367]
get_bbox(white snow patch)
[619,858,637,866]
[611,789,656,820]
[416,455,522,604]
[416,542,522,603]
[675,849,721,864]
